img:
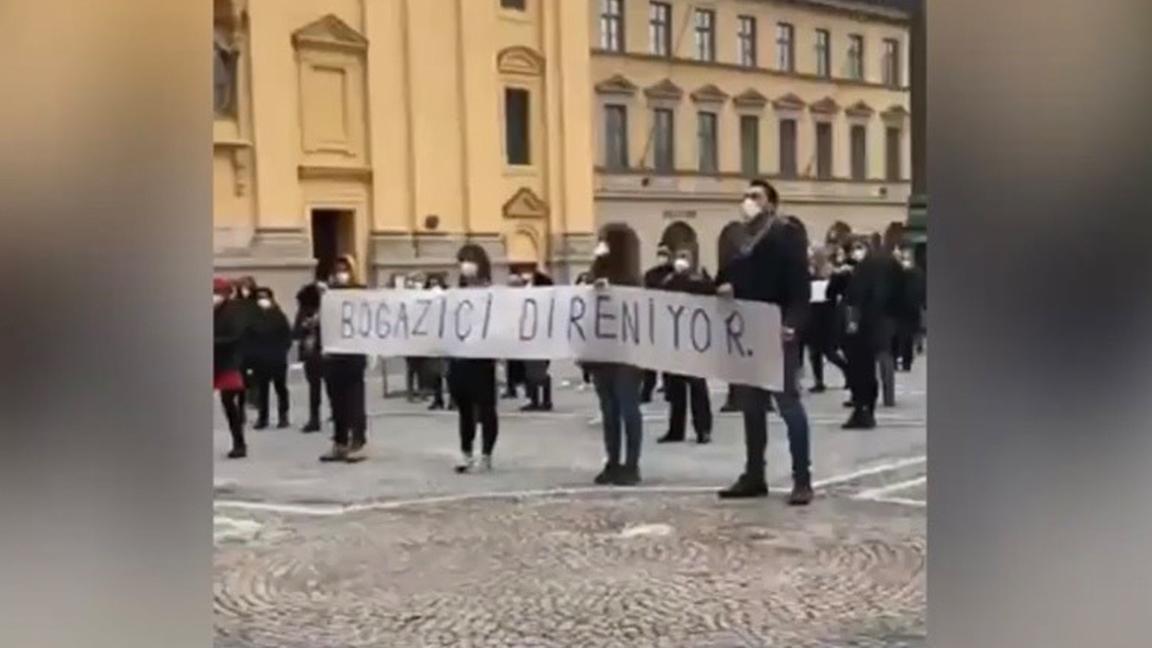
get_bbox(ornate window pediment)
[809,96,841,114]
[733,88,769,108]
[690,84,729,104]
[292,14,367,52]
[503,187,549,219]
[846,100,874,117]
[772,92,806,110]
[644,79,684,101]
[595,74,638,96]
[882,104,910,122]
[498,46,544,76]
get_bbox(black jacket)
[660,269,715,296]
[248,306,292,364]
[844,253,904,351]
[213,300,245,376]
[643,263,674,289]
[715,213,810,331]
[234,297,261,362]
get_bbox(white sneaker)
[480,455,493,472]
[455,453,476,473]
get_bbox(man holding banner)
[716,180,814,506]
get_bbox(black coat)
[248,306,292,364]
[213,300,245,376]
[660,269,715,296]
[233,297,262,363]
[643,264,674,289]
[844,253,904,351]
[715,213,810,331]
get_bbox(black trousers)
[640,369,660,402]
[304,358,324,425]
[893,324,917,371]
[525,360,552,407]
[219,389,246,449]
[504,360,525,397]
[806,340,848,387]
[844,337,879,409]
[325,363,366,447]
[665,374,712,439]
[253,359,289,424]
[450,359,499,456]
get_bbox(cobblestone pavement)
[216,493,924,648]
[215,358,927,646]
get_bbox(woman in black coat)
[803,246,849,393]
[249,287,293,430]
[214,278,247,458]
[293,280,326,432]
[449,249,500,473]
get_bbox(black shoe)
[718,474,769,499]
[788,477,814,506]
[538,402,554,412]
[594,463,620,485]
[277,419,290,429]
[346,441,368,463]
[696,431,712,445]
[614,465,641,486]
[882,399,896,408]
[253,420,269,430]
[319,444,349,462]
[226,446,247,459]
[843,400,855,408]
[428,401,445,411]
[809,384,827,394]
[719,402,740,413]
[520,403,541,412]
[301,420,321,433]
[842,408,876,430]
[657,432,685,444]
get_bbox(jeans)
[734,342,810,481]
[877,350,896,406]
[592,365,643,468]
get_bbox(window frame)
[649,1,672,57]
[776,22,795,72]
[600,0,625,52]
[850,124,868,180]
[848,34,865,80]
[500,0,527,10]
[737,15,758,67]
[883,38,901,87]
[604,104,630,170]
[815,29,831,78]
[778,118,798,177]
[739,114,760,177]
[697,110,719,173]
[694,8,716,62]
[652,107,675,173]
[886,126,903,180]
[815,121,834,179]
[503,87,532,166]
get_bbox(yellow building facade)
[213,0,598,301]
[588,0,912,273]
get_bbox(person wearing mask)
[423,275,452,411]
[715,179,813,506]
[233,275,261,415]
[319,255,369,463]
[828,242,857,407]
[893,250,925,372]
[874,225,906,408]
[841,233,902,428]
[587,232,644,486]
[293,278,326,433]
[520,266,555,412]
[450,250,499,473]
[657,249,715,445]
[214,278,247,459]
[804,246,849,393]
[640,245,673,403]
[403,272,429,404]
[249,287,292,430]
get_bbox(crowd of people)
[212,179,925,508]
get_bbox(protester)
[423,275,451,411]
[715,179,813,506]
[248,287,292,430]
[233,275,261,414]
[804,246,849,393]
[501,274,528,402]
[587,232,644,486]
[293,279,326,433]
[874,225,906,407]
[520,266,555,412]
[841,233,903,428]
[657,249,714,445]
[403,272,428,403]
[214,278,248,459]
[450,250,499,473]
[640,245,673,403]
[319,255,369,462]
[894,249,926,372]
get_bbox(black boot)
[657,431,685,443]
[696,431,712,445]
[594,463,620,485]
[788,474,814,506]
[253,419,269,431]
[615,464,641,486]
[301,420,321,433]
[277,416,290,429]
[718,474,769,499]
[226,446,247,459]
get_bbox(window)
[779,119,797,177]
[501,0,526,9]
[652,108,675,172]
[815,29,831,77]
[604,105,629,169]
[697,111,718,173]
[738,16,757,67]
[504,88,531,165]
[600,0,625,52]
[776,23,794,72]
[850,124,867,180]
[883,38,901,87]
[848,34,865,80]
[886,127,902,180]
[816,122,833,178]
[649,2,671,56]
[694,9,715,62]
[740,115,760,176]
[213,28,238,117]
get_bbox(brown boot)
[788,475,814,506]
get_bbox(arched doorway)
[659,221,699,265]
[598,223,641,283]
[717,221,745,273]
[456,243,493,283]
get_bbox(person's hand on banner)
[594,278,609,289]
[715,283,734,297]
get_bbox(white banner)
[321,286,784,389]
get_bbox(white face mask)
[593,241,610,257]
[257,298,272,310]
[521,273,534,284]
[673,258,690,273]
[901,259,914,269]
[741,197,761,220]
[213,294,225,307]
[239,288,252,299]
[334,271,351,285]
[851,248,867,262]
[656,254,670,266]
[460,261,478,278]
